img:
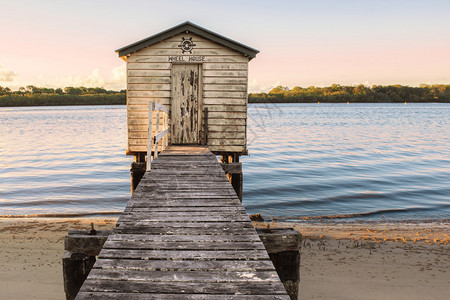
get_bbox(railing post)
[204,107,208,145]
[163,113,168,149]
[154,110,160,160]
[147,103,154,171]
[146,103,170,170]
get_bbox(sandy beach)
[0,218,117,300]
[0,218,448,299]
[292,221,449,300]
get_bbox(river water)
[0,104,449,221]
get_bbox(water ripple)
[1,103,449,221]
[242,103,450,221]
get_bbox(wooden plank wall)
[126,32,248,154]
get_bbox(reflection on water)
[0,104,449,221]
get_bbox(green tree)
[41,87,55,94]
[18,87,26,95]
[64,87,82,95]
[353,84,368,95]
[26,85,43,94]
[269,86,290,94]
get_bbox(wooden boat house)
[116,21,259,160]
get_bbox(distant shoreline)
[0,94,125,107]
[2,84,449,106]
[1,95,449,107]
[248,99,450,103]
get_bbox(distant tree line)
[0,85,126,107]
[249,84,450,103]
[0,85,125,96]
[1,84,450,107]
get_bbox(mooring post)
[256,227,302,300]
[62,229,111,300]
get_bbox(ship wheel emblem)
[178,37,196,54]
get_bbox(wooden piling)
[63,230,111,300]
[130,162,146,195]
[256,228,302,300]
[220,161,243,202]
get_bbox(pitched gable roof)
[116,21,259,60]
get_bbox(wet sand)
[0,218,448,299]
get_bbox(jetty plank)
[105,234,261,243]
[79,280,287,295]
[102,240,266,250]
[87,269,280,282]
[77,293,289,300]
[94,258,277,271]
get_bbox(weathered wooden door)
[171,64,202,144]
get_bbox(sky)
[0,0,449,92]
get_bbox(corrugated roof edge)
[115,21,260,59]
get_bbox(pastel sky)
[1,0,449,92]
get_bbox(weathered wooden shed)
[116,21,259,161]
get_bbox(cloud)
[24,66,126,91]
[56,67,126,90]
[106,65,126,90]
[352,80,371,87]
[0,65,18,82]
[59,69,106,87]
[248,80,282,93]
[111,65,126,84]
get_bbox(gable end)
[116,21,259,60]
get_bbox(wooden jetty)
[76,146,289,299]
[64,22,301,299]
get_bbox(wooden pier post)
[130,161,146,194]
[256,228,302,300]
[130,152,146,194]
[62,229,111,300]
[220,153,243,202]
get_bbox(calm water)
[0,104,449,221]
